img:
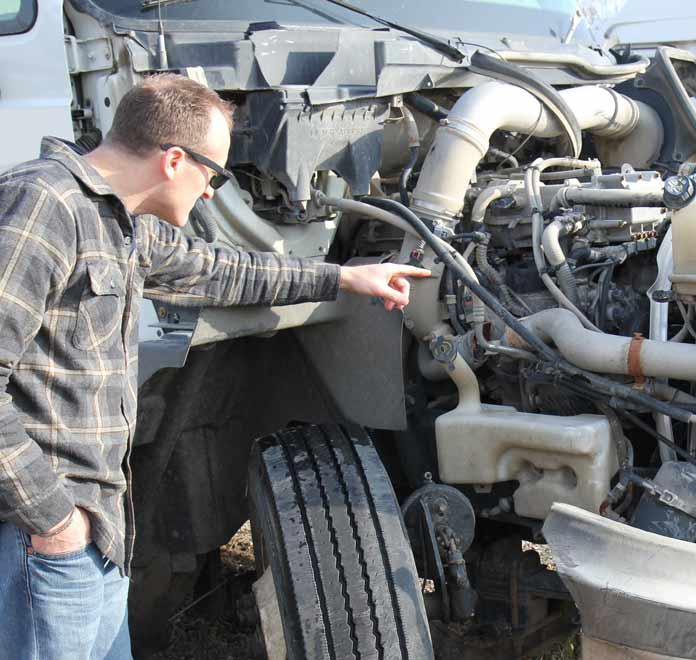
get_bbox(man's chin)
[159,213,188,228]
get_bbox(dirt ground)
[153,522,258,660]
[152,525,576,660]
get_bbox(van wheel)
[248,423,434,660]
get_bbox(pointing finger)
[392,265,431,279]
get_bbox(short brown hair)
[106,73,233,156]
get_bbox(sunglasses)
[160,143,233,190]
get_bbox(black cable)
[361,196,695,425]
[399,147,420,207]
[620,411,696,466]
[445,270,467,335]
[596,261,615,331]
[572,260,614,275]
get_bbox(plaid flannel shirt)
[0,137,340,570]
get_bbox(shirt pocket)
[72,262,125,352]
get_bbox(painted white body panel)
[0,0,73,173]
[602,0,696,54]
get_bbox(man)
[0,74,429,660]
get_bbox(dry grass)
[219,521,255,572]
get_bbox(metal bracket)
[432,222,455,241]
[419,499,451,623]
[620,470,696,520]
[64,36,114,75]
[657,487,696,519]
[402,484,478,623]
[383,95,405,123]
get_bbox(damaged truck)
[4,0,696,658]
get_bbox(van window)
[0,0,36,36]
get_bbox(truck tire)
[248,423,434,660]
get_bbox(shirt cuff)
[5,481,75,536]
[313,262,341,301]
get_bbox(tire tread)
[250,424,433,660]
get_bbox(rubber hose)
[553,187,665,210]
[405,93,448,122]
[556,262,579,305]
[488,147,519,169]
[475,241,518,311]
[400,146,420,207]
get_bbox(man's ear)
[161,147,185,182]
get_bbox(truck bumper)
[543,503,696,659]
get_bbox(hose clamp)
[627,332,646,386]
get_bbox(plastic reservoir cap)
[664,175,696,210]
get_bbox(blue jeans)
[0,522,132,660]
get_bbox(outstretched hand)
[339,263,432,311]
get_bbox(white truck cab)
[602,0,696,56]
[0,0,73,172]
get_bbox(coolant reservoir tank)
[666,175,696,296]
[436,405,618,519]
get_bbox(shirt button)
[110,280,116,288]
[124,236,132,246]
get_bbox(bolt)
[434,499,448,516]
